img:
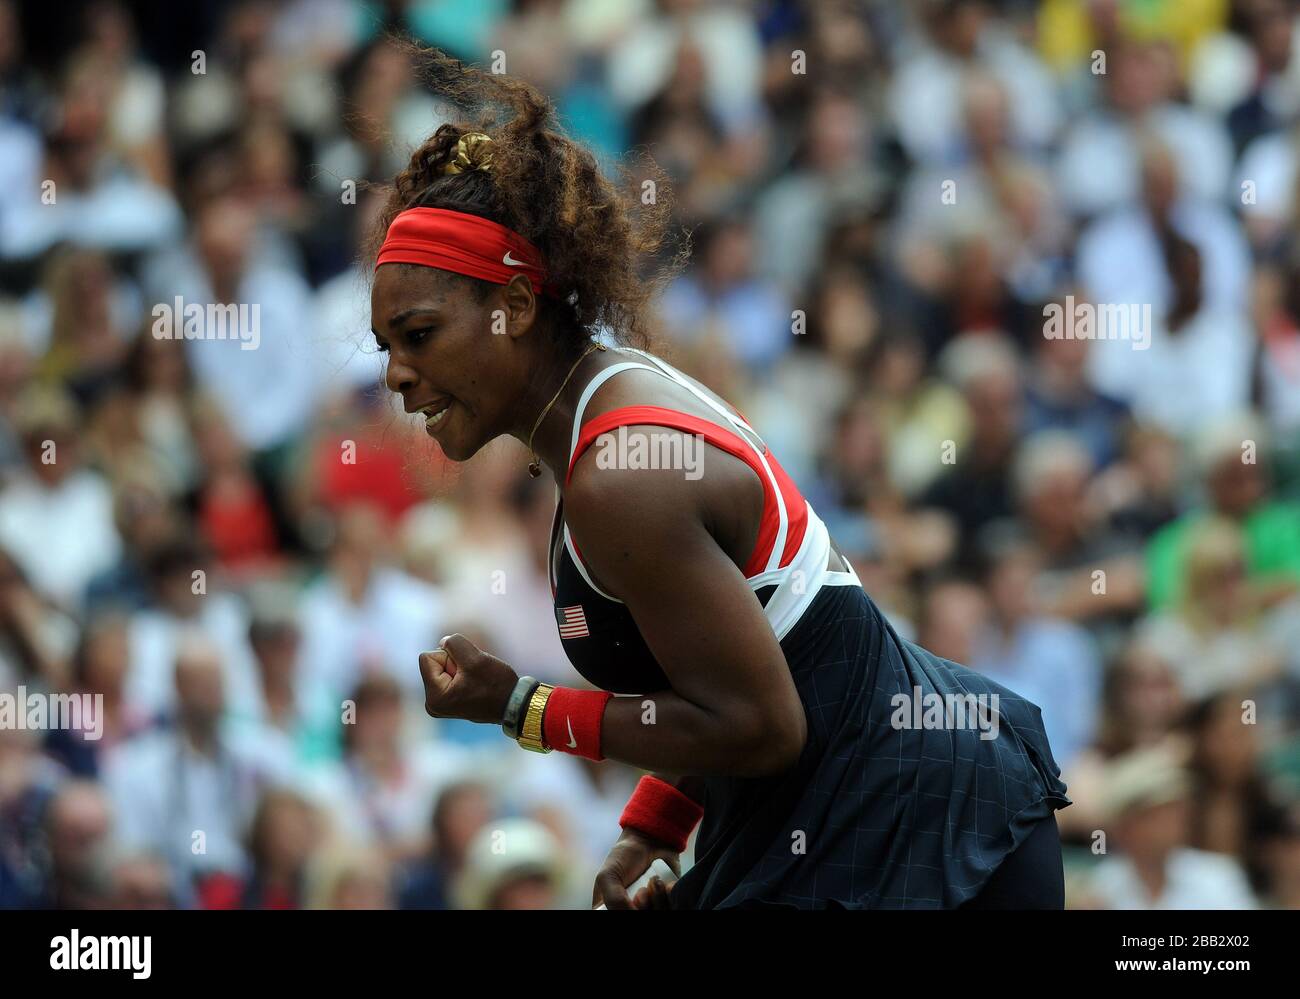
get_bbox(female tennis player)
[370,50,1070,909]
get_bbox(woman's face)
[1120,651,1183,731]
[371,264,531,462]
[261,799,316,871]
[83,621,129,693]
[353,693,402,752]
[1201,698,1255,783]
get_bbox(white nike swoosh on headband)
[566,716,578,749]
[503,251,524,267]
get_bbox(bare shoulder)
[565,421,765,583]
[564,355,768,571]
[565,426,709,533]
[585,357,750,433]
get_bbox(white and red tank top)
[549,347,861,693]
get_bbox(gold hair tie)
[442,132,494,175]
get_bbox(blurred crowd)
[1,0,1299,910]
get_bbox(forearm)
[596,689,802,778]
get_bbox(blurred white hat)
[453,818,571,911]
[1100,741,1193,821]
[1193,411,1267,477]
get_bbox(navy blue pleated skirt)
[670,584,1072,909]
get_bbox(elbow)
[724,701,807,777]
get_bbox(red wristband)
[542,687,613,760]
[619,775,704,853]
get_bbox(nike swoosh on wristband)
[566,716,578,749]
[503,251,524,267]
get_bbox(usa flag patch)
[556,604,589,639]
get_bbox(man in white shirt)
[297,503,447,703]
[123,536,262,723]
[0,388,121,610]
[146,195,318,454]
[104,636,292,900]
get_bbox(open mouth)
[420,399,452,431]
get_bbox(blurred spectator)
[1137,517,1289,700]
[1087,743,1258,909]
[398,779,493,910]
[1057,39,1231,217]
[309,188,388,397]
[1091,422,1182,540]
[749,264,877,488]
[661,215,791,372]
[506,751,641,875]
[1061,639,1188,839]
[115,329,202,496]
[231,586,339,769]
[123,534,262,721]
[296,502,446,702]
[32,779,113,909]
[84,474,183,613]
[440,479,584,689]
[301,388,432,528]
[868,332,968,501]
[755,89,879,295]
[1251,261,1300,444]
[453,817,575,910]
[1022,323,1130,470]
[920,334,1023,563]
[198,787,320,909]
[888,0,1061,167]
[1147,413,1300,610]
[26,246,136,405]
[0,548,77,691]
[186,399,294,580]
[896,72,1069,308]
[1183,1,1289,126]
[1086,227,1253,439]
[43,612,150,777]
[0,727,66,908]
[1010,430,1145,637]
[0,387,121,610]
[303,843,393,910]
[305,674,472,863]
[969,533,1101,771]
[607,0,764,134]
[103,635,291,899]
[147,194,317,455]
[1076,137,1248,336]
[0,39,182,258]
[917,577,986,668]
[1184,690,1290,895]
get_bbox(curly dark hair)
[365,42,684,356]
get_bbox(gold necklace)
[526,341,606,478]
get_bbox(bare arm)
[564,434,807,779]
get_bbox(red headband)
[375,207,556,298]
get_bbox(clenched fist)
[418,634,519,725]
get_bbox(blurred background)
[1,0,1299,910]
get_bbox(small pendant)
[528,459,542,478]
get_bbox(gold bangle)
[517,683,554,753]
